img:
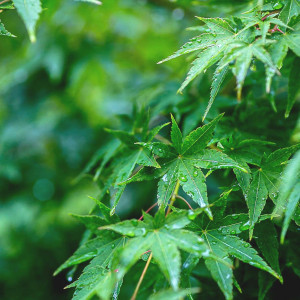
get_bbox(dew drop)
[232,215,239,220]
[230,230,236,235]
[244,243,250,248]
[111,244,115,249]
[127,231,135,237]
[67,276,73,282]
[188,210,196,220]
[193,170,198,177]
[180,175,188,182]
[239,221,250,231]
[211,241,217,245]
[273,2,283,9]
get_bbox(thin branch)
[166,179,180,215]
[0,0,11,5]
[131,253,153,300]
[261,9,281,21]
[138,203,158,220]
[175,195,193,210]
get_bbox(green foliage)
[1,0,299,300]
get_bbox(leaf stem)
[0,0,11,5]
[175,195,193,210]
[138,203,158,220]
[130,253,153,300]
[166,179,180,215]
[261,9,280,21]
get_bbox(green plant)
[2,0,299,299]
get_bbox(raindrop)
[193,170,198,177]
[239,221,250,231]
[188,210,196,220]
[272,2,283,9]
[244,243,250,248]
[67,276,73,282]
[230,230,236,235]
[180,175,188,182]
[111,244,115,249]
[232,215,239,220]
[211,241,217,245]
[127,231,135,237]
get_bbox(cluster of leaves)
[55,108,299,299]
[0,0,100,41]
[52,1,300,299]
[159,0,300,118]
[2,0,299,299]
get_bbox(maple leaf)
[272,150,300,243]
[100,209,210,290]
[279,0,300,25]
[243,145,299,239]
[126,114,247,219]
[188,212,282,300]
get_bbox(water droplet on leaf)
[180,175,188,182]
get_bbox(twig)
[175,195,193,210]
[138,203,158,220]
[261,9,281,21]
[130,253,153,300]
[0,0,11,5]
[166,180,180,215]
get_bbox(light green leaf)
[279,0,300,25]
[182,114,223,155]
[69,238,124,300]
[203,65,229,121]
[0,20,15,37]
[178,45,225,93]
[189,149,248,172]
[206,232,281,280]
[71,214,108,233]
[157,161,179,207]
[178,159,211,218]
[246,170,268,239]
[13,0,42,42]
[54,233,122,275]
[151,233,181,290]
[170,115,182,153]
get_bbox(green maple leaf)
[66,235,125,300]
[101,209,210,290]
[245,145,299,239]
[127,114,247,219]
[0,20,15,37]
[54,201,124,300]
[158,16,281,103]
[279,0,300,25]
[90,121,168,215]
[13,0,42,42]
[272,150,300,243]
[188,213,282,300]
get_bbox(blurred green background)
[0,1,298,299]
[0,0,198,299]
